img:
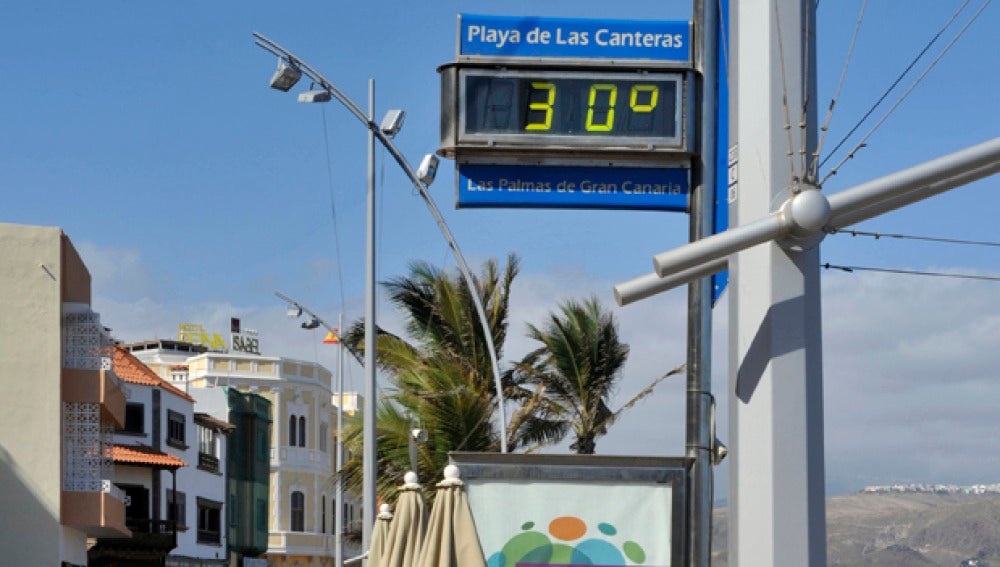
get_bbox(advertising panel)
[450,453,689,567]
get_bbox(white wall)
[161,388,229,562]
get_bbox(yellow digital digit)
[525,82,555,131]
[586,83,617,131]
[630,84,659,113]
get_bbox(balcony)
[198,452,220,473]
[62,487,130,537]
[91,518,177,552]
[88,519,177,566]
[273,446,333,472]
[267,531,336,554]
[198,529,222,546]
[63,368,126,428]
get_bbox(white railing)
[272,446,334,472]
[102,479,127,503]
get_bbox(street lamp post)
[255,31,511,555]
[335,313,345,567]
[275,291,348,567]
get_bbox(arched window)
[291,491,305,532]
[298,416,307,447]
[288,415,297,447]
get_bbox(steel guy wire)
[823,263,1000,282]
[820,0,984,184]
[321,105,349,319]
[813,0,868,182]
[321,106,358,393]
[831,229,1000,248]
[772,0,801,184]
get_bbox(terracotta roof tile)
[113,347,195,402]
[112,444,187,468]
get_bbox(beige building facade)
[0,223,130,566]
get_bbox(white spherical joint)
[379,503,392,515]
[784,187,831,237]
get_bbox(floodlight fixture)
[270,59,302,92]
[301,316,321,330]
[379,109,405,138]
[286,305,303,319]
[416,153,439,186]
[298,89,331,103]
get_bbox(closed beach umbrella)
[369,503,394,567]
[384,471,429,567]
[416,465,486,567]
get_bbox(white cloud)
[822,271,1000,492]
[81,241,1000,495]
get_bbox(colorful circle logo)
[486,516,648,566]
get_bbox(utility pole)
[618,1,1000,564]
[728,0,826,564]
[336,313,345,567]
[687,1,719,566]
[363,78,377,557]
[274,291,349,567]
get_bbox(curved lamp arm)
[254,32,508,453]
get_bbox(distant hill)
[710,492,1000,566]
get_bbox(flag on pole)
[323,328,340,344]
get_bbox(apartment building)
[86,345,240,566]
[128,338,363,567]
[0,223,130,566]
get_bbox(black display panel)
[461,69,682,147]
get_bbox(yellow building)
[128,340,363,567]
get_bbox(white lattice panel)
[62,402,113,492]
[62,309,113,371]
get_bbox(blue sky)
[3,1,998,497]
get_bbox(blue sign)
[712,0,731,306]
[459,14,690,63]
[457,163,689,211]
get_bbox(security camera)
[410,429,428,443]
[416,154,439,186]
[712,438,728,465]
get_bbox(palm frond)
[514,295,633,454]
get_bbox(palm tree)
[514,297,630,454]
[337,254,563,498]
